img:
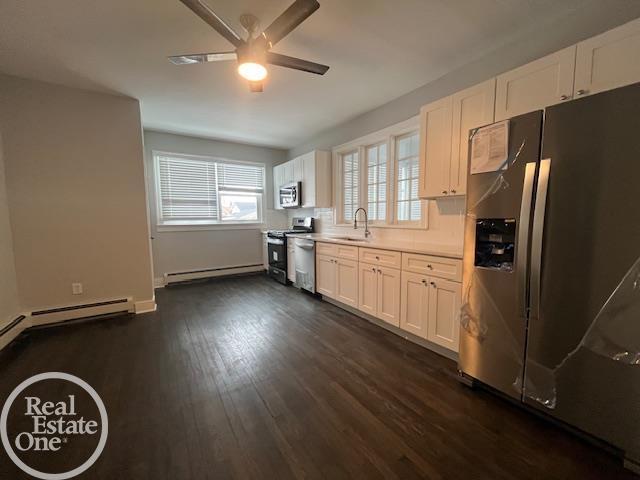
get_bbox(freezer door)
[524,83,640,461]
[459,111,543,399]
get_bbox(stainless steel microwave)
[279,182,301,208]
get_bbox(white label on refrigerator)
[470,120,510,174]
[272,251,278,261]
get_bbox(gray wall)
[0,74,154,311]
[143,130,288,281]
[0,132,20,325]
[289,7,640,157]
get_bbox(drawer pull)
[430,281,436,287]
[427,264,433,269]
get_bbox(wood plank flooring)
[0,274,635,479]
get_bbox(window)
[155,152,265,226]
[395,132,421,223]
[366,143,387,222]
[335,117,424,227]
[342,150,359,222]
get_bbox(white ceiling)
[0,0,608,148]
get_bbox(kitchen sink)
[330,236,370,242]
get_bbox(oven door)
[279,182,301,208]
[267,237,287,270]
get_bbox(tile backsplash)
[288,197,466,248]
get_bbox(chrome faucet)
[353,207,371,238]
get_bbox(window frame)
[393,130,422,227]
[333,116,427,229]
[153,150,266,231]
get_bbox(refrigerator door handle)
[517,162,537,318]
[530,158,551,319]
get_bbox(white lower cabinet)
[400,272,430,339]
[358,262,401,327]
[427,278,461,352]
[335,258,358,307]
[316,254,336,297]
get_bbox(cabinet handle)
[421,279,426,284]
[430,281,436,287]
[442,190,448,195]
[378,269,382,274]
[450,189,456,194]
[371,267,375,272]
[427,264,433,269]
[375,256,380,260]
[560,94,570,101]
[576,89,588,96]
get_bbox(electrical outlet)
[72,283,83,295]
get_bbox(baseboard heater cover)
[30,297,133,327]
[164,264,264,285]
[0,315,26,338]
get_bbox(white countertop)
[287,233,463,259]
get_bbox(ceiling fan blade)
[266,52,329,75]
[179,0,244,48]
[168,52,237,65]
[260,0,320,48]
[249,81,264,93]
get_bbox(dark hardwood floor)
[0,273,635,479]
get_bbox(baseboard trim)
[0,314,30,351]
[134,297,157,314]
[323,297,458,362]
[30,297,133,327]
[163,264,264,285]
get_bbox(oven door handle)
[268,238,285,245]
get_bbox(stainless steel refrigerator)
[459,82,640,468]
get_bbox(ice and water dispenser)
[474,219,516,272]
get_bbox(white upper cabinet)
[273,164,285,210]
[419,96,453,199]
[449,79,496,196]
[273,150,331,209]
[419,79,495,198]
[495,46,576,121]
[575,17,640,98]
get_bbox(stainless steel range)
[267,217,314,285]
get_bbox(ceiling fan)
[170,0,329,92]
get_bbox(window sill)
[335,223,427,231]
[156,222,265,233]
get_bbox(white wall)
[0,74,154,311]
[143,130,288,281]
[0,132,20,326]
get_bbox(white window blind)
[342,151,359,222]
[156,153,264,225]
[366,143,387,221]
[396,132,421,222]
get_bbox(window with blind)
[366,143,387,222]
[342,150,359,222]
[155,153,265,226]
[395,132,421,223]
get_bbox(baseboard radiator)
[30,297,133,327]
[163,264,264,286]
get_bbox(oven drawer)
[359,248,401,268]
[401,253,462,282]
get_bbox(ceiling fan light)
[238,62,267,81]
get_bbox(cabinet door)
[376,266,401,327]
[427,278,461,352]
[419,96,453,198]
[495,46,576,121]
[400,272,430,339]
[358,263,378,317]
[316,255,336,298]
[292,156,304,182]
[273,164,284,210]
[287,246,296,283]
[302,152,316,207]
[335,258,358,308]
[450,79,495,195]
[575,17,640,97]
[283,161,294,185]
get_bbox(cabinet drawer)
[335,244,358,260]
[359,248,402,268]
[316,242,337,257]
[402,253,462,282]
